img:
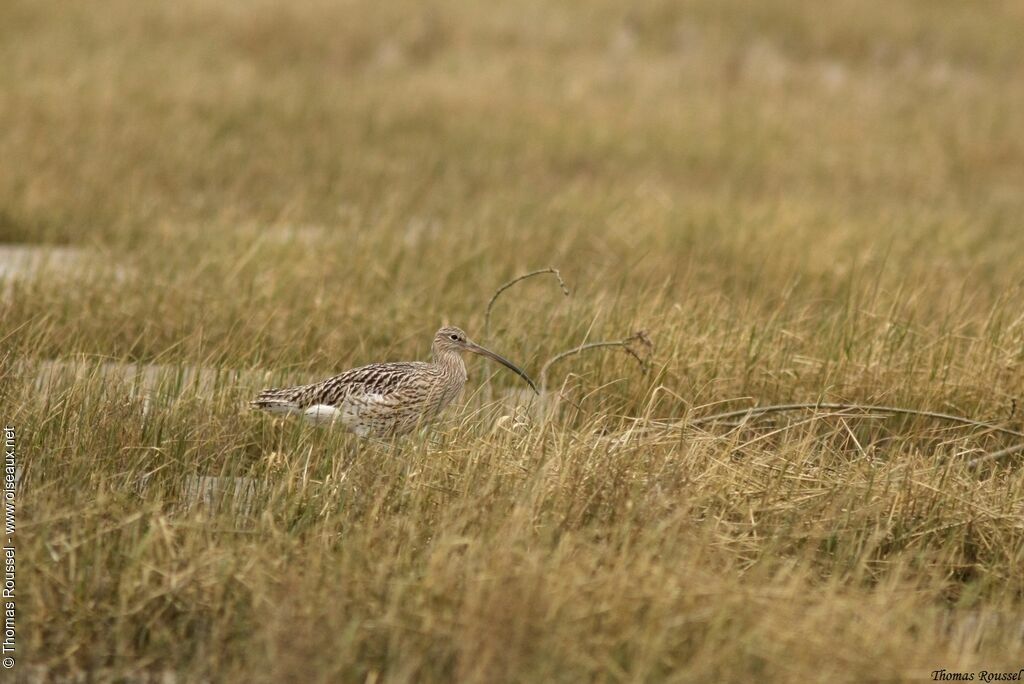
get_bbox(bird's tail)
[250,386,304,415]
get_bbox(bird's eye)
[450,334,459,341]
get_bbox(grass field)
[3,0,1024,681]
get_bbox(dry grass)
[2,0,1024,681]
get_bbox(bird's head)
[432,326,538,393]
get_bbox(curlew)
[251,326,537,437]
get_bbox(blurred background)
[3,2,1023,371]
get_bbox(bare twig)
[639,401,1024,469]
[966,442,1024,469]
[680,402,1024,438]
[606,398,1024,468]
[484,268,570,337]
[540,331,652,392]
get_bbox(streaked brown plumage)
[251,326,537,437]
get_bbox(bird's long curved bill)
[467,342,539,394]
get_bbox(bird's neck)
[432,347,467,380]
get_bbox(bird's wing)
[305,362,433,406]
[252,362,435,414]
